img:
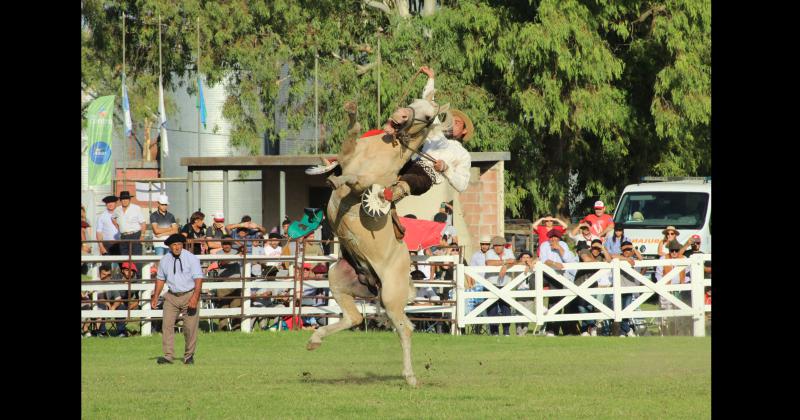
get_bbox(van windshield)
[613,191,709,230]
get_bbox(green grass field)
[82,331,710,419]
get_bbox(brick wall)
[459,161,504,257]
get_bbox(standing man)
[150,195,178,257]
[484,236,516,336]
[583,200,615,240]
[151,234,203,365]
[96,195,121,256]
[114,191,147,256]
[539,230,579,336]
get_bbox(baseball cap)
[594,200,605,209]
[120,262,138,272]
[547,229,563,238]
[157,195,169,205]
[691,234,701,243]
[213,212,225,222]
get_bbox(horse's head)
[383,99,450,145]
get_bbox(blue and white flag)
[197,76,207,129]
[158,76,169,157]
[121,73,133,137]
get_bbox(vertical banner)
[87,95,115,186]
[197,76,207,129]
[158,77,169,157]
[121,73,133,137]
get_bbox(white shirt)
[484,248,516,286]
[470,250,487,267]
[418,78,472,192]
[250,246,266,276]
[263,244,283,267]
[114,203,145,234]
[96,210,119,241]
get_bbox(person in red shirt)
[583,200,615,240]
[532,214,568,252]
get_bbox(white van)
[612,177,710,258]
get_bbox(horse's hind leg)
[307,261,365,351]
[380,265,418,387]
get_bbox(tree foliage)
[81,0,711,220]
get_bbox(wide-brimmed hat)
[102,195,118,204]
[119,191,132,200]
[164,233,187,246]
[450,109,474,142]
[479,235,492,244]
[490,235,506,246]
[662,226,680,236]
[288,208,324,239]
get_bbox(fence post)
[612,259,622,322]
[455,262,464,330]
[142,263,152,336]
[242,260,252,333]
[535,262,544,332]
[690,255,705,337]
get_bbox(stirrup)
[361,184,390,218]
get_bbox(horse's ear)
[424,89,436,102]
[437,102,450,116]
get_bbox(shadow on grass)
[299,371,405,385]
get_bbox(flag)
[135,182,165,202]
[158,76,169,157]
[87,95,116,186]
[197,76,207,129]
[121,72,133,137]
[400,217,446,251]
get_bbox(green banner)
[87,95,115,186]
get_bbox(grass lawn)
[82,330,710,419]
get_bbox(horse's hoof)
[405,375,418,387]
[306,341,322,351]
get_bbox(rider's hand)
[420,66,434,78]
[434,160,447,172]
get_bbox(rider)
[380,66,473,204]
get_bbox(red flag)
[400,217,445,251]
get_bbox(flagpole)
[122,11,127,193]
[196,16,201,212]
[156,13,161,163]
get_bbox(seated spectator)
[575,239,612,336]
[484,236,516,336]
[205,212,230,254]
[120,262,140,313]
[656,239,689,311]
[432,235,457,280]
[532,215,568,251]
[300,263,322,329]
[228,215,267,254]
[94,264,128,337]
[539,229,579,336]
[583,200,615,240]
[180,211,207,255]
[604,225,630,256]
[612,241,645,337]
[81,289,92,337]
[216,235,243,331]
[499,250,537,336]
[570,220,600,251]
[263,233,284,278]
[657,226,680,257]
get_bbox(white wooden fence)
[81,253,710,337]
[455,254,711,336]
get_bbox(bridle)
[390,105,441,164]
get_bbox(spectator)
[434,211,458,244]
[583,200,615,240]
[499,250,537,336]
[484,236,516,336]
[575,239,612,336]
[263,233,284,278]
[95,264,128,337]
[470,235,492,266]
[532,215,568,251]
[228,215,267,254]
[656,239,689,311]
[449,245,487,335]
[300,263,324,329]
[657,226,680,257]
[205,212,229,254]
[432,235,457,280]
[612,240,645,337]
[604,225,630,256]
[412,269,444,334]
[180,211,207,255]
[539,229,579,336]
[216,235,243,331]
[81,289,93,337]
[150,195,178,257]
[570,220,599,251]
[115,262,141,336]
[96,196,120,256]
[114,191,147,256]
[680,234,712,278]
[81,205,91,253]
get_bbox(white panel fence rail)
[81,253,710,337]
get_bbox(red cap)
[302,263,313,270]
[121,262,138,272]
[691,234,701,243]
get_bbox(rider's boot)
[380,180,411,204]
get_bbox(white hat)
[213,211,225,222]
[479,235,492,244]
[157,195,169,205]
[594,200,605,209]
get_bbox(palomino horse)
[306,99,449,387]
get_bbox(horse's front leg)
[326,174,358,190]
